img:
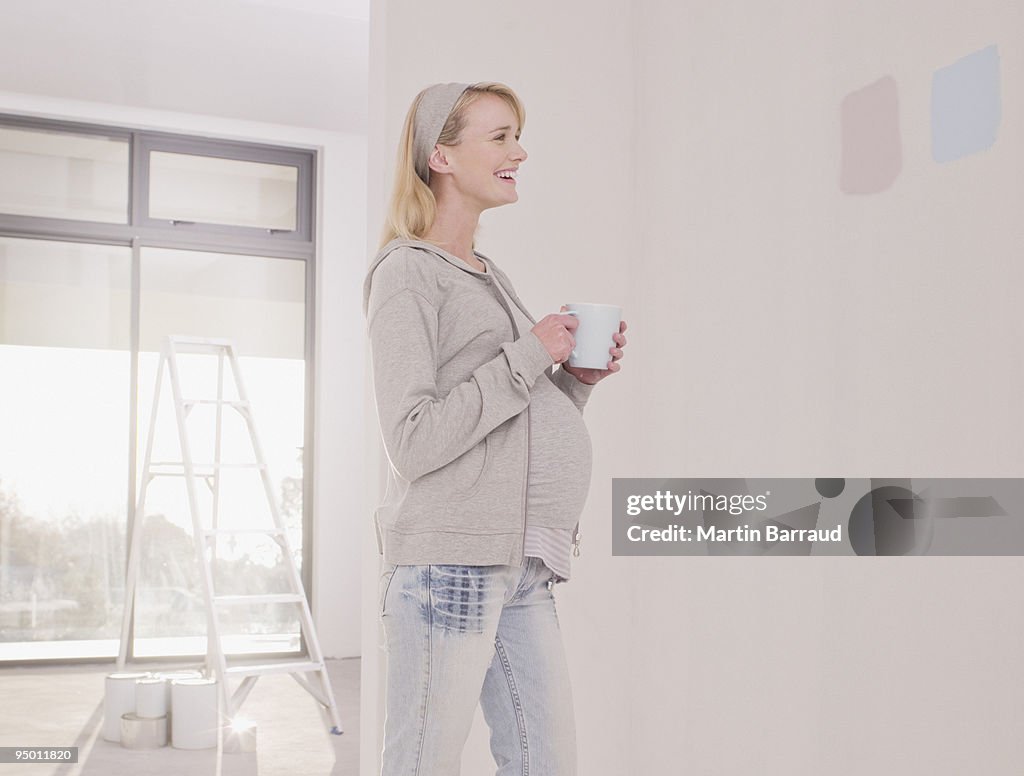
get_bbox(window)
[0,237,130,658]
[148,153,298,231]
[0,126,129,223]
[0,115,316,663]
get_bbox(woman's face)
[432,93,527,211]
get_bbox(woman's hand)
[531,312,580,364]
[558,305,628,386]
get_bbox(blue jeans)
[379,556,577,775]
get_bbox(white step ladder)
[117,335,343,735]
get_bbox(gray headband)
[413,82,471,184]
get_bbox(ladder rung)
[181,400,248,409]
[150,462,266,470]
[168,336,234,354]
[225,660,322,677]
[214,594,305,605]
[202,528,285,537]
[169,335,233,345]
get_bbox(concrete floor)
[0,658,360,776]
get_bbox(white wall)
[368,1,1024,774]
[630,2,1024,773]
[0,89,369,660]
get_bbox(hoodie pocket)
[446,435,490,499]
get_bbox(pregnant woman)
[363,81,628,775]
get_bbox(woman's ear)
[427,146,450,177]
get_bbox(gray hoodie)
[363,238,591,566]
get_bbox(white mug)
[563,302,622,369]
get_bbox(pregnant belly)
[526,381,593,522]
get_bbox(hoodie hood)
[363,238,494,318]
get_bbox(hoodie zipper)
[498,278,533,564]
[479,268,530,565]
[499,277,528,564]
[522,406,530,563]
[572,521,581,558]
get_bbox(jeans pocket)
[428,564,496,634]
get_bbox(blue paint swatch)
[931,44,1001,163]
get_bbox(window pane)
[0,127,129,223]
[149,152,298,231]
[0,236,131,660]
[134,248,305,657]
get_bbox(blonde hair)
[378,82,526,251]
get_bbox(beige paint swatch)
[840,76,902,194]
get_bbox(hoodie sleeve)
[549,367,595,413]
[367,284,554,483]
[486,263,595,415]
